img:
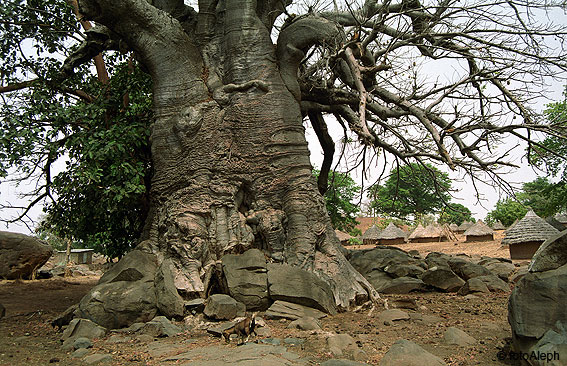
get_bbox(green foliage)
[530,86,567,181]
[348,237,362,245]
[313,169,361,232]
[369,163,452,221]
[517,177,566,218]
[485,198,528,227]
[0,1,153,258]
[439,203,473,226]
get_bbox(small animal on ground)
[222,312,257,345]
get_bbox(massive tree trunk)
[77,0,377,312]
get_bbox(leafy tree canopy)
[439,203,473,226]
[313,169,360,233]
[0,0,153,258]
[517,177,566,218]
[485,198,528,227]
[369,163,451,221]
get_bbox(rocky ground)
[0,237,523,366]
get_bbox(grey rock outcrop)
[204,294,246,320]
[76,249,159,329]
[267,263,336,315]
[421,267,465,292]
[154,259,185,319]
[0,231,53,279]
[61,318,107,350]
[443,327,476,346]
[457,278,489,295]
[222,249,269,310]
[529,230,567,272]
[380,339,446,366]
[265,300,327,320]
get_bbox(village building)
[376,222,407,245]
[335,230,351,246]
[501,210,560,259]
[492,221,505,230]
[55,248,94,265]
[464,221,494,242]
[408,224,449,243]
[362,224,382,245]
[456,221,473,233]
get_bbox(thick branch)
[276,15,345,101]
[308,111,335,195]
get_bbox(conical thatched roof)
[501,210,560,245]
[408,224,425,240]
[449,223,459,232]
[377,222,407,240]
[335,230,351,242]
[414,224,443,239]
[492,220,505,230]
[362,224,381,240]
[464,220,494,236]
[457,221,473,231]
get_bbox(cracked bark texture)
[77,0,378,312]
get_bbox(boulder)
[137,316,182,337]
[349,247,416,275]
[327,334,356,356]
[384,264,425,278]
[84,354,112,364]
[508,263,567,353]
[380,339,446,366]
[264,300,327,320]
[154,259,185,319]
[267,263,336,315]
[448,259,492,280]
[527,325,567,366]
[73,337,93,350]
[475,275,509,292]
[97,249,157,284]
[457,278,489,295]
[0,231,53,279]
[364,270,396,292]
[421,267,465,292]
[483,261,516,282]
[76,280,158,329]
[424,252,451,269]
[222,248,270,310]
[443,327,476,346]
[203,294,246,320]
[378,309,410,324]
[287,316,322,331]
[61,318,107,350]
[378,277,427,294]
[529,230,567,273]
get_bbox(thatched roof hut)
[502,210,560,259]
[335,230,351,245]
[492,220,505,230]
[449,223,459,232]
[408,224,425,241]
[377,222,407,245]
[362,224,381,245]
[456,221,473,233]
[464,221,494,242]
[409,224,448,243]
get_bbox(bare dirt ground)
[0,235,521,366]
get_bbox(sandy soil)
[0,237,522,366]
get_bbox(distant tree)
[531,87,567,181]
[313,169,360,233]
[369,163,451,221]
[517,177,566,218]
[485,198,528,227]
[439,203,473,226]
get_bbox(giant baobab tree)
[1,0,567,314]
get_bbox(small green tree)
[439,203,474,226]
[485,198,528,227]
[312,169,360,233]
[369,163,452,221]
[517,177,566,218]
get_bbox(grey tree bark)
[77,0,378,310]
